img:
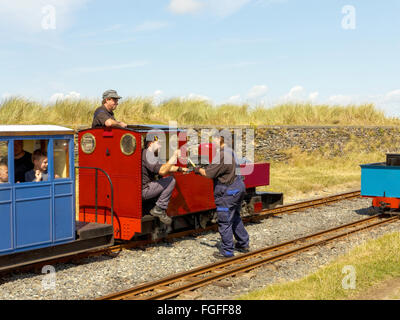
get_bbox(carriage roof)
[0,125,74,137]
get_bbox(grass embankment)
[260,129,400,202]
[239,232,400,300]
[1,97,400,127]
[263,149,384,202]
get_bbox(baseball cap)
[102,89,122,100]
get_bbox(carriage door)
[0,140,12,253]
[14,139,52,250]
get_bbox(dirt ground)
[351,278,400,300]
[284,183,360,204]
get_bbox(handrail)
[75,166,114,229]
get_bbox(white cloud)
[178,93,211,102]
[283,85,306,102]
[247,85,268,99]
[327,94,355,106]
[384,89,400,102]
[0,0,90,32]
[104,24,123,32]
[168,0,204,14]
[152,90,164,105]
[50,91,80,103]
[187,93,211,101]
[227,95,242,104]
[309,91,319,101]
[255,0,288,7]
[168,0,250,17]
[320,90,400,117]
[207,0,251,17]
[72,61,148,73]
[134,21,170,32]
[154,90,164,97]
[1,93,12,100]
[374,89,400,117]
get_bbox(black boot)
[150,205,172,225]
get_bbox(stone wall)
[253,126,400,161]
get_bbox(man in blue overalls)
[194,132,250,259]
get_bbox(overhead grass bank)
[239,232,400,300]
[1,96,399,127]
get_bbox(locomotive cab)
[78,125,283,241]
[0,125,113,272]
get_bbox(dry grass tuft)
[1,97,399,127]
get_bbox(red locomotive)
[78,125,283,240]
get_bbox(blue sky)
[1,0,400,116]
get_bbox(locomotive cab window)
[120,134,136,156]
[0,141,9,184]
[54,140,70,179]
[16,139,49,183]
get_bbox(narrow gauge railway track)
[1,190,360,275]
[109,189,362,251]
[99,213,399,300]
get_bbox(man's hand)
[105,119,128,128]
[193,167,206,176]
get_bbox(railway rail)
[1,190,361,275]
[99,213,399,300]
[109,189,362,251]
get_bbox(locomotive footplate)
[76,221,114,240]
[0,222,114,273]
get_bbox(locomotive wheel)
[199,213,210,229]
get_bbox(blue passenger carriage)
[0,125,114,271]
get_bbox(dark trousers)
[214,177,250,256]
[142,176,176,210]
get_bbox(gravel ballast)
[0,197,399,300]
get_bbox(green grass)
[1,96,399,127]
[239,232,400,300]
[259,146,386,202]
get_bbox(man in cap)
[193,130,250,259]
[142,134,188,225]
[92,90,128,128]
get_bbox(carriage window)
[16,140,48,183]
[54,140,70,179]
[0,141,9,184]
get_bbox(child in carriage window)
[25,150,48,182]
